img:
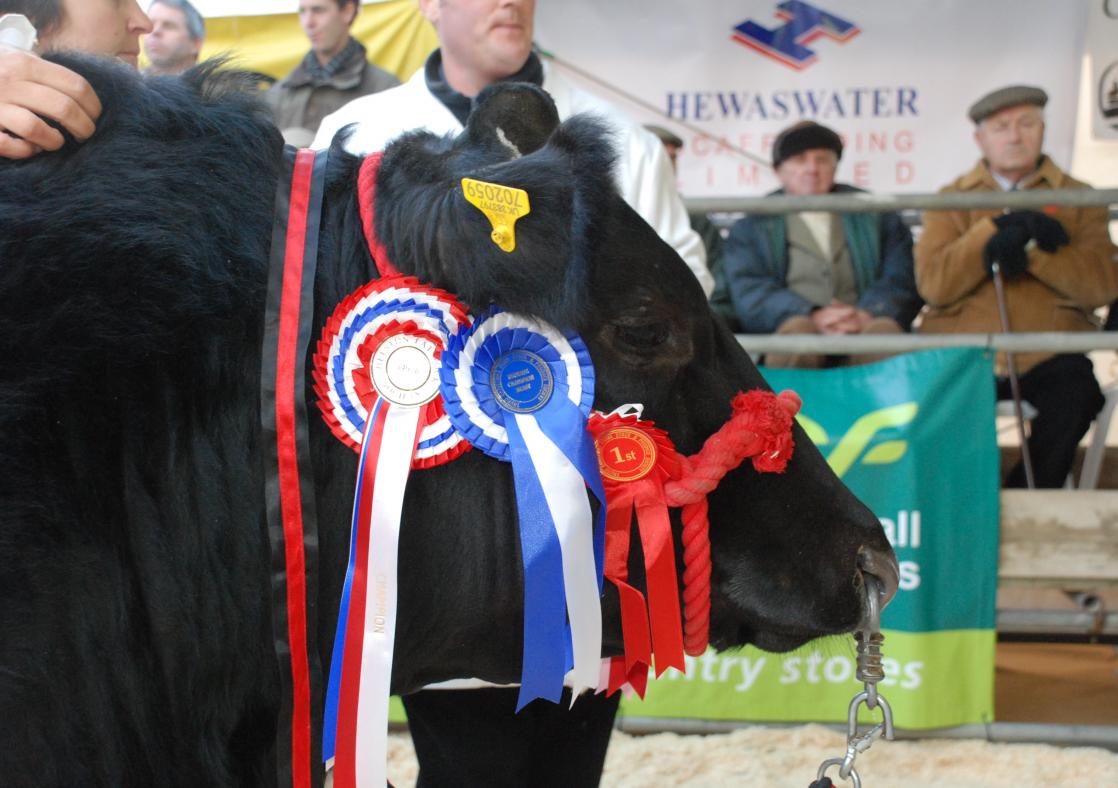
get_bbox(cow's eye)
[613,320,670,350]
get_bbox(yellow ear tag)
[461,177,531,253]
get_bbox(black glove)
[993,210,1070,253]
[983,224,1031,279]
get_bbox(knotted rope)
[662,389,801,655]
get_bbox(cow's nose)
[857,545,899,610]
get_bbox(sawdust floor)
[384,642,1118,787]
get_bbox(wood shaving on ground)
[386,724,1118,788]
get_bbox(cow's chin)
[708,601,864,654]
[709,624,815,654]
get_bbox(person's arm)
[614,126,713,297]
[723,217,814,333]
[914,203,993,307]
[0,48,101,159]
[856,210,922,328]
[1026,202,1118,309]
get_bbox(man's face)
[421,0,535,87]
[299,0,357,61]
[144,3,200,70]
[43,0,153,68]
[974,104,1045,180]
[775,148,838,196]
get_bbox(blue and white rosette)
[440,307,606,709]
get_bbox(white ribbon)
[513,412,602,698]
[353,404,420,788]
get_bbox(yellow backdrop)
[190,0,438,81]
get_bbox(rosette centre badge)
[372,333,440,407]
[596,426,657,483]
[491,349,553,413]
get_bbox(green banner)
[620,348,1000,729]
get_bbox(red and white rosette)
[312,276,469,788]
[587,406,686,698]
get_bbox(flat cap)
[968,85,1048,124]
[772,121,843,167]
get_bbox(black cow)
[0,56,897,787]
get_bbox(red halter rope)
[664,389,801,656]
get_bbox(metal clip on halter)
[812,576,894,786]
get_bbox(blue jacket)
[722,185,922,333]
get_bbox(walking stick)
[990,261,1036,489]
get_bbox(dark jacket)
[722,184,921,333]
[264,39,399,143]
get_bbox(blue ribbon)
[322,399,383,761]
[440,308,605,708]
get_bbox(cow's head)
[367,83,897,685]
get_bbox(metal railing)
[684,187,1118,228]
[734,332,1118,355]
[686,187,1118,216]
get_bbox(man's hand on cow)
[0,48,101,160]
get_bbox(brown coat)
[915,156,1118,373]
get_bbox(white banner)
[1089,0,1118,139]
[535,0,1087,197]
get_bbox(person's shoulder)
[269,56,311,92]
[313,71,441,152]
[1036,156,1090,190]
[360,61,402,91]
[940,159,990,193]
[544,66,637,133]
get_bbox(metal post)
[990,261,1036,489]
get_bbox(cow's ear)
[463,82,560,158]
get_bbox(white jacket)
[313,62,712,296]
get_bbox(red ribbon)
[588,411,684,697]
[357,153,402,279]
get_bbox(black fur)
[0,58,894,785]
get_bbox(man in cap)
[264,0,399,146]
[915,85,1118,487]
[722,120,921,367]
[312,0,711,295]
[143,0,204,76]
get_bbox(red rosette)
[587,411,685,696]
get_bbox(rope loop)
[664,389,800,655]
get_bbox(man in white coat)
[313,0,712,296]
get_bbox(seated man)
[916,85,1118,488]
[264,0,398,146]
[722,121,921,367]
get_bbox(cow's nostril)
[857,545,899,610]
